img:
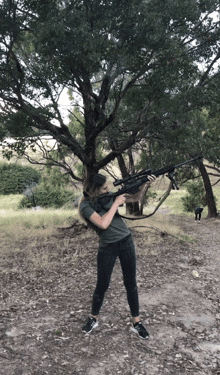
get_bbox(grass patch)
[0,194,23,209]
[178,235,197,244]
[0,208,75,241]
[0,194,76,247]
[0,195,85,273]
[147,187,211,217]
[118,190,199,248]
[127,213,187,242]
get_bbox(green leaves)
[181,179,208,212]
[0,163,41,195]
[0,0,220,175]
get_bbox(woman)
[79,173,155,339]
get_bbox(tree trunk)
[115,150,143,215]
[125,182,150,215]
[126,201,141,215]
[198,160,218,218]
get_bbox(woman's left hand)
[147,174,156,184]
[125,174,156,203]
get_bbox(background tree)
[135,106,219,217]
[181,179,208,212]
[0,162,41,195]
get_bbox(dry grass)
[0,195,79,272]
[127,213,195,249]
[0,195,75,235]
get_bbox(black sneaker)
[131,322,149,339]
[82,317,98,333]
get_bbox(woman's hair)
[83,173,107,200]
[78,173,107,224]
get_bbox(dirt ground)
[0,212,220,375]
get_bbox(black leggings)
[91,234,139,317]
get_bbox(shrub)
[181,179,207,212]
[19,182,76,208]
[0,163,41,195]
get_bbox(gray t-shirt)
[80,197,130,245]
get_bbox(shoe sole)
[131,326,149,340]
[82,321,99,334]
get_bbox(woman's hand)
[147,174,156,184]
[89,194,126,230]
[125,174,156,203]
[115,194,126,206]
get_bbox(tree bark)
[198,160,218,218]
[114,148,144,215]
[125,183,150,215]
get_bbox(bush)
[0,163,41,195]
[181,179,207,212]
[19,182,76,209]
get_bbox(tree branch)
[20,103,89,165]
[198,50,220,86]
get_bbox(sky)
[58,89,72,123]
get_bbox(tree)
[1,0,220,185]
[198,158,218,217]
[181,179,207,212]
[136,104,220,217]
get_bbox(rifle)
[98,156,202,205]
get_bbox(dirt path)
[0,214,220,374]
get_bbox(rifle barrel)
[169,156,202,170]
[150,156,202,178]
[113,156,202,186]
[113,168,151,186]
[98,156,202,205]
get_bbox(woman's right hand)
[115,194,126,206]
[89,194,126,230]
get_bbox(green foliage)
[19,182,75,209]
[1,0,219,176]
[43,166,70,187]
[181,179,207,212]
[0,163,41,195]
[68,106,85,145]
[19,166,76,208]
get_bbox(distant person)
[195,207,203,223]
[78,173,156,339]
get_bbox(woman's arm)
[88,174,156,229]
[89,195,125,230]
